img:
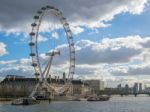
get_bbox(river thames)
[0,96,150,112]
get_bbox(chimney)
[58,76,60,82]
[55,76,57,82]
[49,75,51,82]
[63,72,66,82]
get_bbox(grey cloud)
[0,36,149,82]
[141,40,150,48]
[0,0,147,32]
[75,66,98,75]
[44,38,142,65]
[76,40,142,64]
[0,65,33,77]
[111,65,150,76]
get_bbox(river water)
[0,96,150,112]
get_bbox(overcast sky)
[0,0,150,87]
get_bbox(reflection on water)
[0,96,150,112]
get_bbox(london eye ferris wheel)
[29,5,75,96]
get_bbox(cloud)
[0,0,148,34]
[38,35,48,42]
[70,26,85,35]
[37,35,150,77]
[1,35,150,87]
[0,65,33,77]
[51,32,59,39]
[140,39,150,48]
[111,64,150,76]
[75,65,101,76]
[0,60,17,65]
[0,59,33,77]
[76,36,144,64]
[44,35,147,67]
[0,42,7,56]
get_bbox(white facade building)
[85,80,105,94]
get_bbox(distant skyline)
[0,0,150,87]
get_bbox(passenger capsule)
[46,5,54,9]
[41,7,46,10]
[31,23,37,27]
[29,42,35,46]
[34,16,39,19]
[72,65,75,67]
[32,63,38,67]
[71,51,75,53]
[71,72,74,74]
[69,36,72,39]
[62,17,66,20]
[29,32,35,36]
[70,43,74,46]
[34,73,40,76]
[30,53,36,56]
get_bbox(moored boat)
[98,95,110,101]
[87,95,110,101]
[35,95,50,100]
[11,97,39,105]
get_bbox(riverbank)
[0,98,15,101]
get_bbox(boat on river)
[87,95,110,101]
[11,97,39,105]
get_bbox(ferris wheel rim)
[29,5,75,84]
